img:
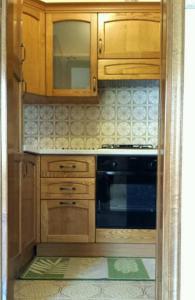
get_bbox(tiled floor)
[14,280,155,300]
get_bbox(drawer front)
[98,59,160,80]
[41,200,95,243]
[41,155,95,178]
[41,178,95,200]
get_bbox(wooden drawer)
[41,200,95,243]
[41,178,95,200]
[98,59,160,80]
[41,155,95,178]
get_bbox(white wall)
[180,3,195,300]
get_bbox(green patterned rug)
[20,257,155,281]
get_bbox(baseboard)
[37,243,156,257]
[96,229,156,244]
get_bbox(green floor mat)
[20,256,155,281]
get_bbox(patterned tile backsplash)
[23,80,160,150]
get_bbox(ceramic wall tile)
[23,80,159,149]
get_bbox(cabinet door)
[46,13,97,96]
[22,4,45,95]
[12,0,23,82]
[98,11,160,59]
[8,155,22,259]
[21,158,37,252]
[41,200,95,243]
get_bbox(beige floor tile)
[14,280,155,300]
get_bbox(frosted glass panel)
[53,21,90,89]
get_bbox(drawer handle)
[59,165,76,169]
[59,187,76,191]
[59,201,76,205]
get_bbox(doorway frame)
[157,0,184,298]
[0,0,185,299]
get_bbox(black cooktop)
[101,144,155,149]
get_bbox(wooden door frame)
[0,0,184,299]
[157,0,184,298]
[1,0,8,299]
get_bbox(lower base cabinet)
[21,156,37,252]
[41,200,95,243]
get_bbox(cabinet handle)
[23,162,28,177]
[22,79,27,95]
[13,72,22,83]
[59,187,76,191]
[59,201,76,205]
[59,165,76,169]
[98,38,102,55]
[20,43,26,63]
[93,76,97,93]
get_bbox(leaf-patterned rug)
[20,257,155,281]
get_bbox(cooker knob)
[112,161,118,168]
[148,160,157,170]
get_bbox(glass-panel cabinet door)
[46,13,97,97]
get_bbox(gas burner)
[101,144,155,149]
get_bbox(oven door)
[96,171,156,229]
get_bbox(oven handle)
[96,171,156,176]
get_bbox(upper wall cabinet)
[46,13,97,97]
[98,10,160,80]
[22,3,45,95]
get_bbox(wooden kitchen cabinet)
[21,154,37,252]
[40,155,96,243]
[8,153,38,279]
[41,200,95,243]
[46,13,97,97]
[98,6,160,79]
[22,1,45,95]
[8,154,22,259]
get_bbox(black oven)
[96,155,157,229]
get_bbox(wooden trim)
[24,0,160,13]
[90,13,98,96]
[36,156,41,243]
[45,3,160,13]
[8,242,36,278]
[157,0,184,298]
[24,0,46,11]
[23,93,99,104]
[96,229,156,244]
[88,201,95,243]
[41,200,48,242]
[37,242,156,257]
[46,13,52,96]
[23,4,41,20]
